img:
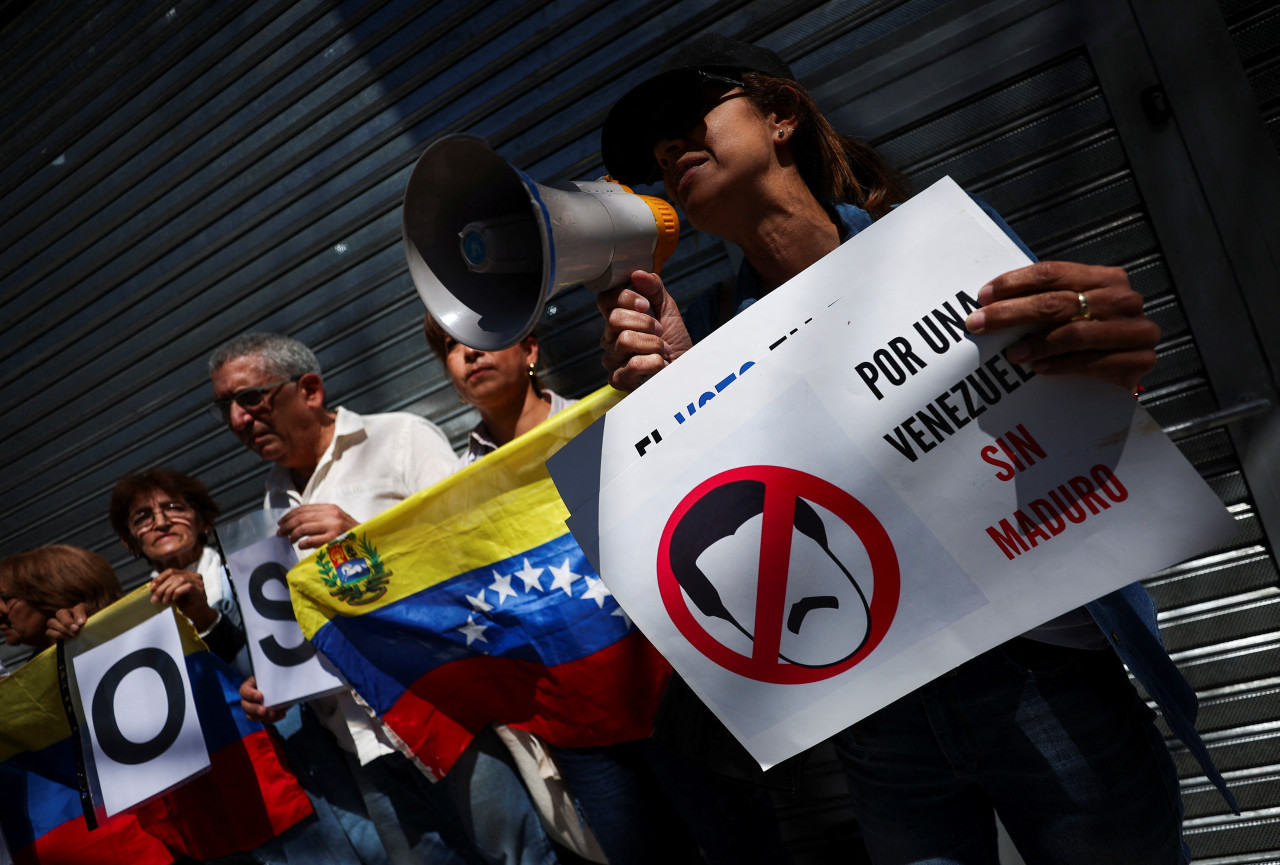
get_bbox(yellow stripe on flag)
[0,641,71,762]
[288,386,622,638]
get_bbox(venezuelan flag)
[289,387,672,778]
[0,589,311,863]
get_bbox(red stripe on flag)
[384,633,672,777]
[519,633,672,746]
[14,812,172,865]
[384,656,544,777]
[382,689,481,779]
[133,729,311,859]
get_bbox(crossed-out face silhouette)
[666,479,872,668]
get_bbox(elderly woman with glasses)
[56,469,249,672]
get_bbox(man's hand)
[598,271,693,392]
[46,603,92,642]
[150,569,218,632]
[965,261,1160,393]
[239,675,287,724]
[278,504,359,549]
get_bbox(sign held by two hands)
[549,178,1236,768]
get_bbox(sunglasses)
[646,71,746,156]
[208,376,300,422]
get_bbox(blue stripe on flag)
[315,532,636,714]
[0,737,83,851]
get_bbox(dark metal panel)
[1221,0,1280,154]
[0,0,160,182]
[1111,5,1280,614]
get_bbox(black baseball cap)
[601,33,794,186]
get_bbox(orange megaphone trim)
[602,177,680,274]
[638,195,679,274]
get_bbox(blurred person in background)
[0,545,121,653]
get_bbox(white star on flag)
[458,615,490,646]
[581,576,612,608]
[611,607,632,629]
[466,591,492,613]
[489,570,518,605]
[548,558,581,596]
[513,558,544,592]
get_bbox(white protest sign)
[551,177,1236,768]
[70,609,208,816]
[223,511,346,709]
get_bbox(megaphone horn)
[402,134,679,351]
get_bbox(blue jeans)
[833,640,1187,865]
[551,739,789,865]
[444,726,560,865]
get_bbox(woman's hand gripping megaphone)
[597,269,693,393]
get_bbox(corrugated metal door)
[2,0,1278,859]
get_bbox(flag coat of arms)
[0,589,312,864]
[289,388,673,778]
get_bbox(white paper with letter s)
[222,510,346,709]
[549,177,1236,768]
[70,609,208,816]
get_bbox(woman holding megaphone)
[593,32,1215,865]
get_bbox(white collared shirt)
[266,406,456,524]
[263,405,456,764]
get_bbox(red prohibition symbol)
[657,466,900,684]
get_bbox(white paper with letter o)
[70,609,208,816]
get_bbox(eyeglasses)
[128,500,194,533]
[646,71,746,161]
[208,376,300,422]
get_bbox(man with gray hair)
[208,331,455,549]
[208,332,559,865]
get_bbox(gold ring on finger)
[1071,291,1092,322]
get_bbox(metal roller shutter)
[2,2,1277,860]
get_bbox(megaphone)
[402,134,679,351]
